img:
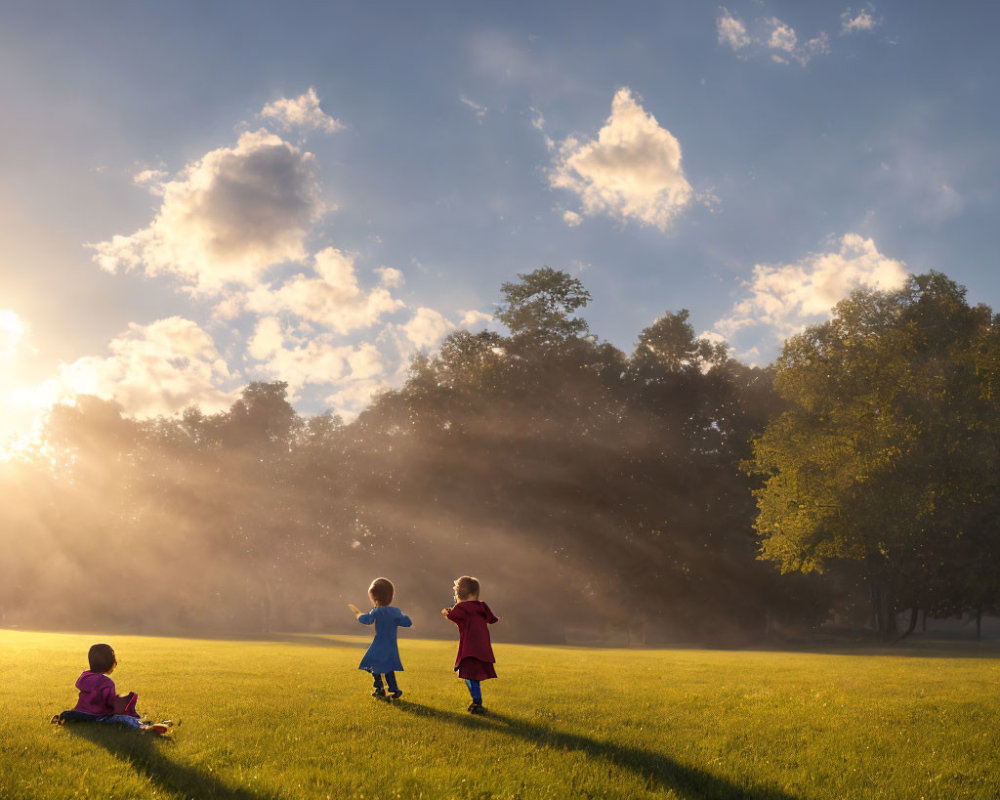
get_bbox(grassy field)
[2,629,999,800]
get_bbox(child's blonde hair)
[368,577,394,606]
[454,576,480,600]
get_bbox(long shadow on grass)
[393,702,801,800]
[67,725,279,800]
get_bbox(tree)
[749,273,1000,639]
[496,267,592,348]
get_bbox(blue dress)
[357,606,412,673]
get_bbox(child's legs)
[465,679,482,703]
[99,714,142,729]
[371,672,384,689]
[383,671,399,692]
[58,710,101,724]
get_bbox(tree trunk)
[895,607,918,641]
[976,608,982,642]
[870,582,897,641]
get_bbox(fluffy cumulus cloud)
[242,247,405,334]
[841,7,879,34]
[458,309,493,327]
[91,130,324,293]
[246,316,372,395]
[402,307,455,349]
[549,88,693,231]
[718,10,830,65]
[713,234,908,345]
[374,266,405,289]
[35,317,237,417]
[260,88,342,134]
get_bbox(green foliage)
[7,630,1000,800]
[496,267,592,347]
[749,273,1000,635]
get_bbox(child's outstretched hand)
[348,603,363,618]
[440,608,450,618]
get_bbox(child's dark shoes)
[372,688,387,699]
[388,689,403,700]
[467,702,486,714]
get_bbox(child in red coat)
[441,575,498,714]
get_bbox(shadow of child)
[392,701,803,800]
[66,724,280,800]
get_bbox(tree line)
[2,268,997,642]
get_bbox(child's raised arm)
[348,603,364,619]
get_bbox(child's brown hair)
[368,577,394,606]
[454,575,480,601]
[88,643,116,673]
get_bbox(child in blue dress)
[349,577,412,699]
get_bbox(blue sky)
[1,1,998,443]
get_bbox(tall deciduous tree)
[749,273,1000,638]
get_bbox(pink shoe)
[143,723,171,736]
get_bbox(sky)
[1,1,998,446]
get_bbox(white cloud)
[841,7,879,34]
[91,130,324,293]
[459,310,493,327]
[260,88,342,134]
[548,88,693,231]
[347,342,383,380]
[374,266,405,288]
[717,9,751,50]
[713,234,908,343]
[719,11,830,66]
[459,95,488,120]
[402,307,455,349]
[803,32,831,60]
[243,247,405,334]
[246,316,382,397]
[133,168,168,194]
[767,17,799,54]
[35,317,237,418]
[562,210,583,227]
[324,379,385,421]
[766,19,798,54]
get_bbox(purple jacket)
[447,601,498,667]
[72,671,117,715]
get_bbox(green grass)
[3,629,1000,799]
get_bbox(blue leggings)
[58,710,141,728]
[465,679,482,703]
[372,672,399,692]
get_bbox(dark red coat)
[446,600,498,667]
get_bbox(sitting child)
[52,643,170,734]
